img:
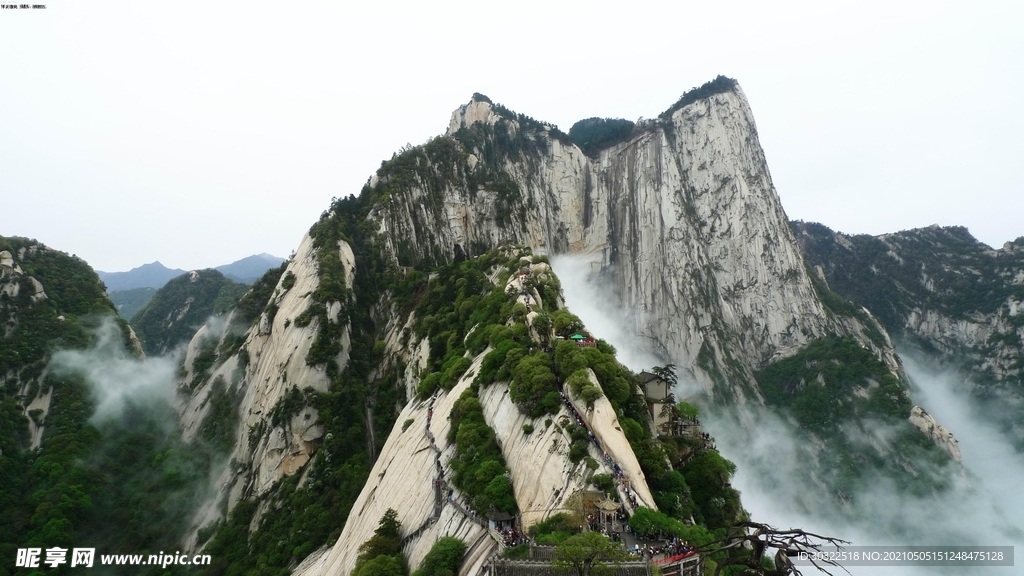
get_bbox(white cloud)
[48,318,180,422]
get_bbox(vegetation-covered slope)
[131,269,248,355]
[794,222,1024,330]
[793,221,1024,447]
[568,117,636,156]
[109,286,157,320]
[0,237,218,576]
[757,337,954,505]
[1,236,127,385]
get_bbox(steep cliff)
[294,249,669,576]
[177,231,348,549]
[366,80,893,400]
[183,235,702,575]
[4,79,993,576]
[178,81,956,574]
[132,78,978,573]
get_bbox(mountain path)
[401,394,488,550]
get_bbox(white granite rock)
[909,406,962,462]
[371,88,895,398]
[181,232,349,549]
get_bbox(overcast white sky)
[1,0,1021,272]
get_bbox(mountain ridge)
[98,253,286,291]
[369,83,897,400]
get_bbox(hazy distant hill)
[99,253,285,292]
[98,261,185,291]
[108,286,158,320]
[101,254,285,318]
[214,253,286,284]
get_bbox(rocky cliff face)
[1,246,53,449]
[178,231,348,548]
[909,406,962,461]
[178,233,674,574]
[295,257,658,576]
[368,86,894,400]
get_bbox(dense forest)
[568,117,636,156]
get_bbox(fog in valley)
[45,317,230,540]
[49,318,180,423]
[551,255,1023,575]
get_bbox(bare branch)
[697,521,852,576]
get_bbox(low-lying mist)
[551,255,1023,575]
[901,354,1024,533]
[549,255,668,373]
[49,317,180,422]
[43,316,228,554]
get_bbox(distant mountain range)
[98,253,285,291]
[98,253,285,319]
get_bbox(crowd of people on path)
[497,526,528,548]
[628,537,697,562]
[516,272,535,314]
[558,389,643,510]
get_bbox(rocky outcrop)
[0,250,16,271]
[909,406,962,461]
[298,259,658,576]
[563,370,655,510]
[299,351,654,576]
[296,366,491,576]
[24,386,53,450]
[904,307,1022,386]
[0,250,47,305]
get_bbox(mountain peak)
[446,97,499,136]
[98,261,185,291]
[659,75,740,120]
